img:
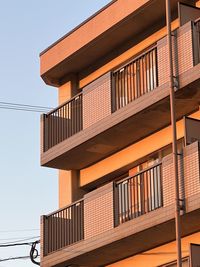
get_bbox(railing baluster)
[43,94,83,152]
[112,46,157,112]
[43,199,84,255]
[114,163,162,226]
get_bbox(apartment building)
[39,1,200,266]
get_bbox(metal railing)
[114,163,162,226]
[43,93,83,152]
[43,199,84,255]
[112,46,158,112]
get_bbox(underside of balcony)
[41,64,200,170]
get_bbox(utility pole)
[165,1,182,266]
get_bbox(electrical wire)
[0,240,40,265]
[0,256,30,262]
[0,106,48,113]
[0,238,40,248]
[0,101,52,109]
[0,228,39,233]
[0,236,40,245]
[0,242,34,248]
[0,101,54,113]
[30,240,40,265]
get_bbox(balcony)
[41,142,200,267]
[41,19,200,170]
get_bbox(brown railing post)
[40,215,48,258]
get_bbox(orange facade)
[40,1,200,266]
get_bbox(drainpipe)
[165,1,182,266]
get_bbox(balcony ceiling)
[40,0,195,86]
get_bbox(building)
[39,1,200,266]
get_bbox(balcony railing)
[42,19,199,161]
[43,199,84,255]
[112,46,158,112]
[42,47,158,152]
[114,163,163,226]
[43,94,82,152]
[42,139,200,259]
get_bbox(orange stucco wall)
[80,110,200,187]
[59,170,72,208]
[107,232,200,267]
[58,82,72,208]
[58,81,71,105]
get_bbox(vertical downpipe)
[165,1,182,266]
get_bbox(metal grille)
[112,47,158,112]
[114,163,162,226]
[43,200,84,255]
[43,94,82,152]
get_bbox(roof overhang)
[40,0,195,86]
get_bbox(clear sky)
[0,1,110,266]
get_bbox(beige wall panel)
[157,22,193,87]
[183,142,200,199]
[162,154,175,207]
[83,73,111,129]
[84,183,113,240]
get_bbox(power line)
[0,239,40,248]
[0,101,53,109]
[0,240,40,265]
[0,106,48,113]
[0,242,33,248]
[0,101,54,113]
[0,236,40,245]
[0,256,30,262]
[0,228,39,233]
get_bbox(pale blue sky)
[0,1,110,266]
